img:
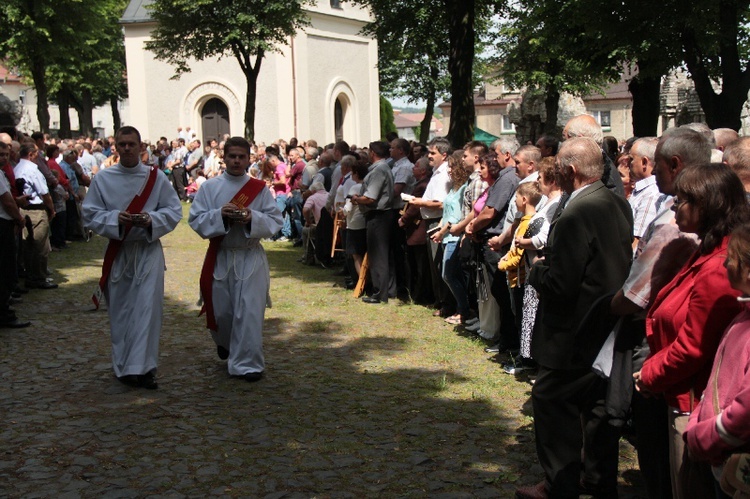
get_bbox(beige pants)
[21,208,50,283]
[668,408,714,499]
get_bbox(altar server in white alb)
[189,137,282,382]
[82,126,182,389]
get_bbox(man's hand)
[488,235,503,251]
[15,194,29,208]
[118,211,133,226]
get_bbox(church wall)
[121,2,379,145]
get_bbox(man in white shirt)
[628,137,661,251]
[408,137,452,312]
[14,143,57,289]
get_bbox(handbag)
[713,352,750,497]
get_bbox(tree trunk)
[682,3,750,131]
[419,66,438,143]
[446,0,476,149]
[628,71,662,137]
[543,83,560,135]
[30,62,50,133]
[57,90,71,139]
[80,89,94,137]
[110,96,121,132]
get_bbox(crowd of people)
[3,116,750,498]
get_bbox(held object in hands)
[130,213,149,224]
[230,208,248,220]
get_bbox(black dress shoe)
[361,296,381,304]
[0,318,31,329]
[118,375,139,387]
[12,287,28,295]
[26,280,58,290]
[217,345,229,360]
[244,372,263,382]
[138,372,158,389]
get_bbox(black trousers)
[172,167,187,201]
[482,242,518,349]
[365,210,395,302]
[315,208,334,266]
[531,366,621,498]
[0,219,16,316]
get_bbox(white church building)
[120,0,380,146]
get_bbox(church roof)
[121,0,155,24]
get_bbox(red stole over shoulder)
[93,166,159,309]
[199,177,266,331]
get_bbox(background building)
[120,0,380,145]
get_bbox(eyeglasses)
[671,197,688,211]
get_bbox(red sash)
[199,177,266,331]
[93,166,159,309]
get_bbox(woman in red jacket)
[634,163,749,499]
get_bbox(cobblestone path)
[0,212,645,498]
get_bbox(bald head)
[563,115,603,145]
[557,137,604,192]
[723,136,750,192]
[713,128,740,151]
[0,133,11,145]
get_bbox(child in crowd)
[685,221,750,498]
[498,181,543,374]
[185,169,207,202]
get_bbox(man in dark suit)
[517,137,633,499]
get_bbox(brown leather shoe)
[515,481,548,499]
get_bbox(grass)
[3,202,645,497]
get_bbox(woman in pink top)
[686,222,750,498]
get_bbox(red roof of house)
[0,64,23,83]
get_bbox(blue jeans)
[285,190,303,239]
[274,193,291,238]
[442,240,470,316]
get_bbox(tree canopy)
[0,0,126,134]
[145,0,311,141]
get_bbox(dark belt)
[23,204,46,211]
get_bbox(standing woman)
[635,163,750,499]
[433,151,471,325]
[468,152,503,340]
[685,221,750,498]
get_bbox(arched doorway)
[201,98,230,145]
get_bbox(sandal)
[444,314,462,325]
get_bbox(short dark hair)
[428,137,453,156]
[479,152,501,179]
[224,136,252,155]
[19,143,34,159]
[537,134,559,155]
[116,126,141,145]
[393,138,411,156]
[333,141,350,155]
[464,140,489,156]
[31,131,44,142]
[368,141,390,159]
[46,144,59,158]
[351,159,370,180]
